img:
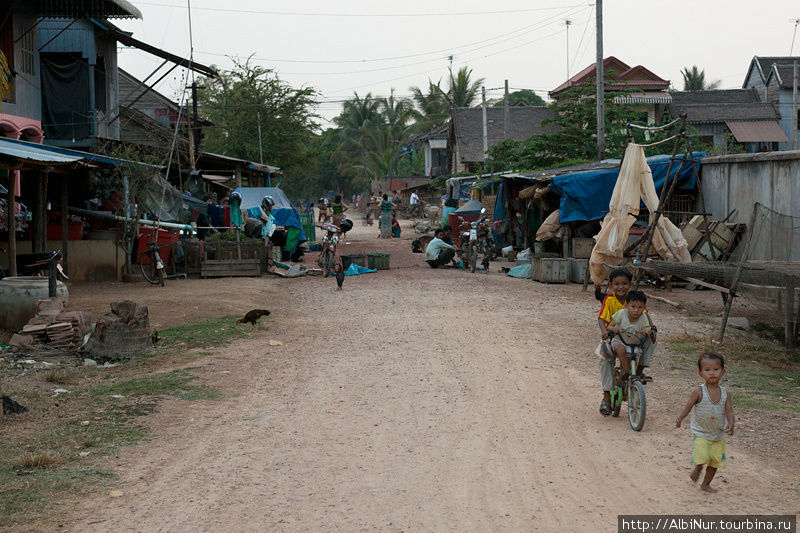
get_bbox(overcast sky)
[116,0,800,126]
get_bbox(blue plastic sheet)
[549,153,706,223]
[507,263,531,278]
[344,263,377,276]
[231,187,306,249]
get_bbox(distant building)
[550,56,671,124]
[668,89,787,152]
[743,56,800,150]
[447,106,556,173]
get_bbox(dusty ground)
[38,219,800,531]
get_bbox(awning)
[35,0,142,19]
[0,138,90,167]
[726,121,790,143]
[613,92,672,105]
[92,20,217,77]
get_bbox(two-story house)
[743,56,800,150]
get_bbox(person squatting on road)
[425,229,456,268]
[597,268,656,416]
[675,352,735,493]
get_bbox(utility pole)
[595,0,605,161]
[481,86,488,156]
[793,60,798,150]
[257,111,264,164]
[565,19,572,78]
[188,81,199,170]
[504,79,509,140]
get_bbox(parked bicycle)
[139,241,167,286]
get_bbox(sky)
[115,0,800,127]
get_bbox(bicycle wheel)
[628,380,646,431]
[470,245,477,273]
[140,259,161,285]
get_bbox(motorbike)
[457,208,494,273]
[317,223,340,277]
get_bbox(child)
[676,353,735,493]
[606,291,656,379]
[597,269,655,416]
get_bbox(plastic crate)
[367,252,390,270]
[341,254,366,270]
[532,257,568,283]
[569,258,589,283]
[571,238,593,259]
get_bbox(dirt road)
[63,222,798,531]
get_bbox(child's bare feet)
[700,484,717,493]
[689,465,702,483]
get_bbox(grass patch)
[41,369,77,385]
[158,315,246,349]
[16,453,61,470]
[89,369,221,403]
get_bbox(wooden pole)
[41,172,48,251]
[7,168,16,277]
[718,204,758,342]
[595,0,604,160]
[785,276,796,350]
[481,86,488,157]
[503,80,509,141]
[61,175,69,275]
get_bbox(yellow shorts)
[692,437,726,469]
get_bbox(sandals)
[599,400,612,416]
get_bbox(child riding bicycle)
[597,269,657,416]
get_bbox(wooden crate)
[201,258,261,278]
[571,238,594,259]
[532,257,568,283]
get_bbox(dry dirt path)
[60,223,797,532]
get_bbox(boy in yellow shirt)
[597,269,656,416]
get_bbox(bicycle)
[603,331,654,432]
[138,241,167,286]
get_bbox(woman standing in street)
[379,193,393,238]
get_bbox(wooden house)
[742,56,800,150]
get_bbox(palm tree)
[681,66,721,91]
[409,79,448,131]
[445,66,485,108]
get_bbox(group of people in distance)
[596,268,735,492]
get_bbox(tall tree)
[444,66,485,108]
[198,57,318,177]
[491,88,546,107]
[409,79,448,132]
[680,65,721,91]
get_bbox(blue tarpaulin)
[231,187,307,244]
[549,153,706,223]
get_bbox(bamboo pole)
[7,169,16,277]
[717,205,758,342]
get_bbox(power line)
[186,4,588,65]
[134,1,587,18]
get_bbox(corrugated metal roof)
[725,121,790,143]
[0,138,86,165]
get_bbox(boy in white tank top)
[675,352,735,492]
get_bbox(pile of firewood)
[9,298,91,353]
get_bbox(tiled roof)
[451,106,556,163]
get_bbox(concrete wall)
[701,150,800,260]
[0,240,125,281]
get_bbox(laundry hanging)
[590,143,691,284]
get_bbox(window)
[17,20,34,76]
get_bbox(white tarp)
[590,144,690,283]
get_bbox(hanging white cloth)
[590,143,690,283]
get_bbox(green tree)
[491,88,546,107]
[444,66,485,108]
[680,65,720,91]
[409,79,448,132]
[487,74,663,170]
[197,57,318,179]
